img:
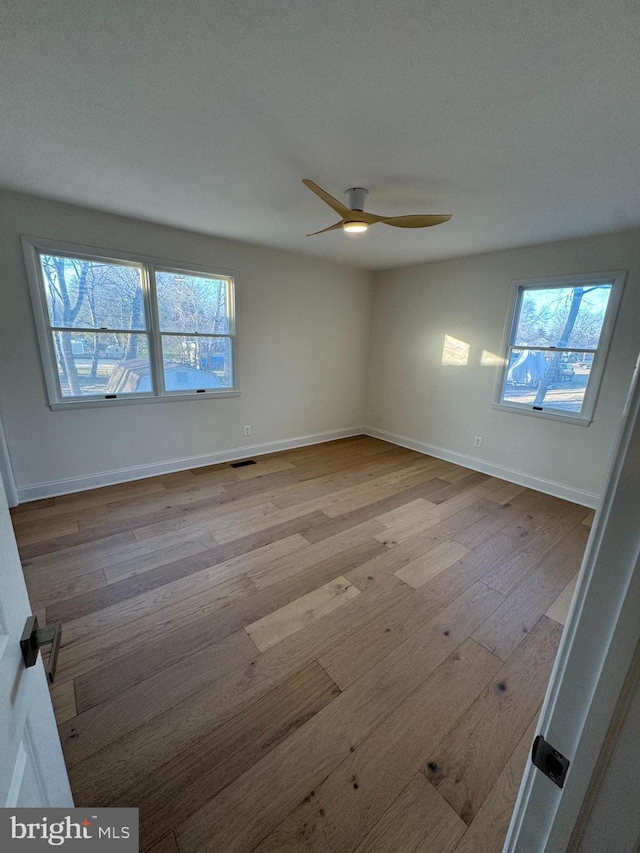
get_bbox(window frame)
[493,270,626,426]
[22,236,239,410]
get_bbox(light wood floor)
[11,437,594,853]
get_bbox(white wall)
[575,646,640,853]
[367,230,640,504]
[0,190,373,500]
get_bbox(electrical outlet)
[243,425,251,436]
[474,435,482,447]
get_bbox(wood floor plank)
[479,500,588,596]
[21,504,210,559]
[270,452,421,508]
[319,581,503,690]
[145,499,283,542]
[346,502,498,592]
[12,517,79,547]
[89,481,228,523]
[22,530,140,576]
[103,510,332,586]
[344,526,452,591]
[452,713,538,853]
[374,510,440,546]
[247,519,383,589]
[320,479,427,518]
[481,480,527,505]
[14,438,587,853]
[545,573,579,626]
[23,527,218,580]
[424,616,562,824]
[245,576,360,651]
[146,832,179,853]
[60,571,255,652]
[424,472,489,505]
[256,640,497,853]
[63,539,388,701]
[451,500,528,551]
[48,540,248,622]
[300,479,465,545]
[27,568,107,615]
[480,515,583,597]
[211,499,333,544]
[439,463,483,484]
[394,540,470,588]
[61,628,257,769]
[375,497,438,527]
[354,437,401,456]
[49,679,77,724]
[352,772,466,853]
[175,583,504,853]
[472,525,587,660]
[379,461,453,487]
[116,663,340,851]
[234,458,296,479]
[56,576,254,685]
[64,577,410,807]
[100,536,225,586]
[429,485,488,520]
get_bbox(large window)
[495,271,625,424]
[22,238,237,408]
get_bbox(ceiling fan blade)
[302,179,351,217]
[380,214,452,228]
[354,211,385,224]
[306,221,344,236]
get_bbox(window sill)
[492,402,591,427]
[49,390,241,411]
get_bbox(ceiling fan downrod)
[345,187,369,211]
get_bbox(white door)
[0,470,73,806]
[505,354,640,852]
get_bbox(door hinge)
[531,734,570,788]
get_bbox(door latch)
[531,734,570,788]
[20,615,62,684]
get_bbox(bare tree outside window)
[497,274,624,423]
[40,256,148,396]
[26,240,236,405]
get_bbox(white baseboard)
[364,426,599,509]
[17,427,365,503]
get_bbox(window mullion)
[145,264,165,397]
[22,237,237,407]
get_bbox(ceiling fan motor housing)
[345,187,369,211]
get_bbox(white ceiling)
[2,0,640,270]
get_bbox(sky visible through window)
[38,254,232,397]
[515,285,611,350]
[503,283,612,414]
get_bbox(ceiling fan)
[302,179,452,236]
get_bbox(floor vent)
[230,459,257,469]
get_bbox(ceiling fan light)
[343,221,368,234]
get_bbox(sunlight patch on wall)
[442,334,470,366]
[481,350,507,367]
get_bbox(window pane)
[52,331,152,397]
[156,271,230,334]
[161,336,233,390]
[514,285,612,350]
[502,349,590,414]
[40,254,146,330]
